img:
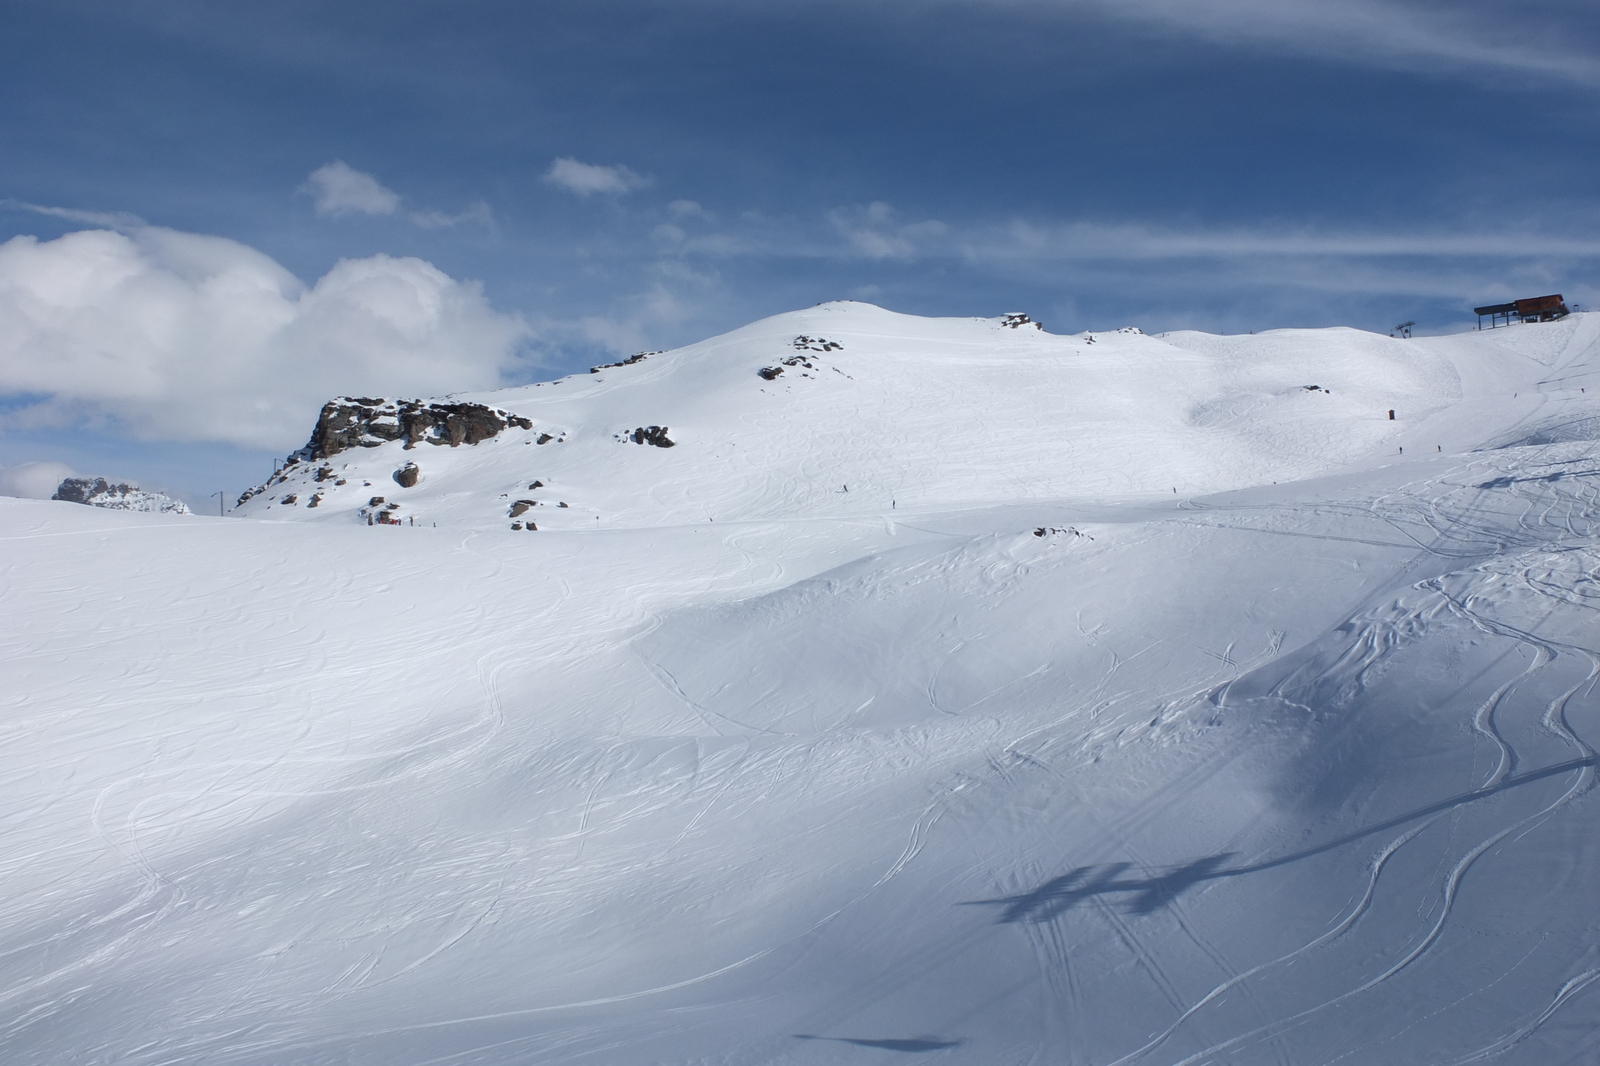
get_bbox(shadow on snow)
[968,754,1597,923]
[793,1035,964,1052]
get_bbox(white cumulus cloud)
[0,460,77,499]
[544,158,651,197]
[0,226,530,449]
[302,161,402,217]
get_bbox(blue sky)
[3,0,1599,503]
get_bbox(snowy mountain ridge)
[235,301,1465,529]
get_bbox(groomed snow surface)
[4,304,1600,1064]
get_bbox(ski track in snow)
[5,306,1600,1063]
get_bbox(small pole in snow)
[210,491,225,517]
[1388,409,1395,420]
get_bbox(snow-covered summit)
[237,301,1464,529]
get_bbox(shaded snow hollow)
[5,304,1600,1065]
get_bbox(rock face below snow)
[300,397,533,460]
[52,477,191,514]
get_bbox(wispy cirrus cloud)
[650,199,1600,266]
[829,202,949,260]
[629,199,1600,329]
[1029,0,1600,88]
[1,199,146,229]
[965,220,1600,262]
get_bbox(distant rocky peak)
[53,477,191,514]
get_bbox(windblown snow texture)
[4,303,1600,1064]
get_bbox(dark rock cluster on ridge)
[589,351,660,373]
[298,397,534,460]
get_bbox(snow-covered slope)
[235,302,1466,529]
[4,307,1600,1065]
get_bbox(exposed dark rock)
[369,496,386,506]
[557,501,568,508]
[1001,313,1042,330]
[53,477,115,504]
[282,495,298,505]
[314,466,335,482]
[536,433,554,445]
[296,397,534,460]
[1034,526,1092,540]
[393,462,420,488]
[511,522,523,530]
[589,351,658,373]
[623,425,675,448]
[307,493,322,508]
[528,480,543,489]
[793,335,842,352]
[509,500,535,518]
[758,366,784,380]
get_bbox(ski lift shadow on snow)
[965,753,1599,923]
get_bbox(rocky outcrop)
[298,397,534,460]
[621,426,675,448]
[53,478,191,514]
[589,351,658,373]
[393,463,420,488]
[1001,313,1042,330]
